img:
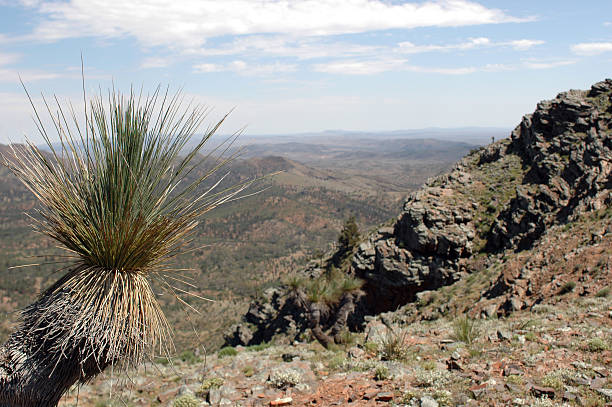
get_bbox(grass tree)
[0,87,249,406]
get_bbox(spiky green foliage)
[452,316,479,345]
[1,87,250,370]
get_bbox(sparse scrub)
[452,316,479,344]
[374,364,390,381]
[305,267,363,304]
[172,394,200,407]
[378,327,410,361]
[541,372,565,391]
[246,342,271,352]
[178,349,200,364]
[269,369,302,388]
[413,368,453,389]
[595,287,610,298]
[337,215,360,262]
[364,341,378,354]
[198,377,224,396]
[218,346,238,358]
[506,375,524,385]
[286,274,306,291]
[585,338,609,352]
[243,366,255,377]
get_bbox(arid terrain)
[0,133,477,350]
[50,80,612,406]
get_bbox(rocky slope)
[226,79,612,348]
[51,80,612,407]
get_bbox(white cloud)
[314,59,408,75]
[571,42,612,56]
[193,63,222,73]
[398,37,489,53]
[313,59,477,75]
[314,56,573,76]
[0,70,62,82]
[482,63,514,72]
[508,39,544,50]
[194,36,381,60]
[0,52,20,66]
[407,65,476,75]
[397,37,542,53]
[522,59,576,69]
[194,60,297,76]
[25,0,526,49]
[140,56,172,69]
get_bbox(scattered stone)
[156,387,180,403]
[270,397,293,406]
[208,388,222,405]
[497,329,512,341]
[503,364,523,376]
[348,347,365,359]
[469,383,487,399]
[420,395,439,407]
[447,358,464,371]
[530,385,555,399]
[596,388,612,400]
[282,353,298,362]
[363,390,379,400]
[591,377,607,389]
[376,392,394,402]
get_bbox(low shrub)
[218,346,238,358]
[378,328,410,361]
[452,316,479,345]
[269,369,302,388]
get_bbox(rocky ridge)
[226,79,612,348]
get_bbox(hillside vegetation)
[0,139,472,350]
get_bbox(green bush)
[173,394,199,407]
[374,364,390,381]
[338,216,360,256]
[585,338,609,352]
[595,287,610,298]
[198,377,224,395]
[178,349,199,364]
[245,342,271,352]
[218,346,238,358]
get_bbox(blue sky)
[0,0,611,143]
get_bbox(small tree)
[337,216,360,261]
[0,87,248,406]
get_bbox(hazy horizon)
[1,1,610,143]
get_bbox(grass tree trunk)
[0,289,111,406]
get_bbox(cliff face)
[226,79,612,347]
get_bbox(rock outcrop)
[226,79,612,347]
[489,80,612,251]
